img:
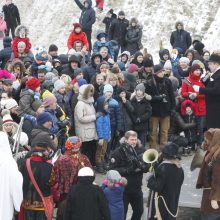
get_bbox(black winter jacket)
[2,3,20,27]
[108,18,129,46]
[0,37,12,69]
[75,0,96,31]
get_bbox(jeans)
[201,213,220,220]
[137,130,147,148]
[124,190,143,220]
[195,116,205,145]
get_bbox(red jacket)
[181,72,206,116]
[67,31,89,50]
[12,37,32,58]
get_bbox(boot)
[182,147,188,157]
[95,163,106,174]
[187,147,192,156]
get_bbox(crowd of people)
[1,0,220,220]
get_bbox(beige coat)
[74,84,98,142]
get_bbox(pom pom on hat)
[54,79,65,91]
[26,77,40,91]
[37,112,53,126]
[103,84,113,94]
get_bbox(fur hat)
[106,170,121,182]
[164,60,172,70]
[135,83,145,93]
[192,60,205,69]
[118,10,125,16]
[162,142,181,160]
[209,53,220,64]
[15,25,29,37]
[103,84,113,94]
[26,78,40,91]
[128,64,138,74]
[54,79,65,91]
[78,167,94,177]
[4,99,18,110]
[179,57,190,65]
[43,95,57,107]
[37,112,53,126]
[65,136,81,152]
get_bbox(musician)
[147,142,184,220]
[109,130,149,220]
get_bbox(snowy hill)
[2,0,220,59]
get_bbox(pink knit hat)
[128,64,138,73]
[43,95,57,107]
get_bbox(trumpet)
[143,148,159,172]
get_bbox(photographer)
[109,130,149,220]
[145,65,176,149]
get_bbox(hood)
[180,99,196,116]
[134,51,143,60]
[91,53,102,66]
[159,49,170,60]
[15,25,29,37]
[96,96,108,114]
[84,0,92,8]
[68,55,81,67]
[96,30,107,40]
[78,84,94,103]
[175,21,184,30]
[3,36,12,48]
[119,136,142,148]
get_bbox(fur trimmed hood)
[78,84,94,103]
[15,25,29,37]
[119,136,142,148]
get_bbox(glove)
[193,85,200,93]
[211,200,219,210]
[34,92,40,100]
[188,92,197,100]
[136,117,141,124]
[98,139,104,146]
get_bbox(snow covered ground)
[1,0,220,60]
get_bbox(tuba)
[143,149,159,171]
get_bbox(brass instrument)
[143,148,159,172]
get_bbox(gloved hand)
[98,139,104,146]
[188,92,197,100]
[136,117,141,124]
[193,85,200,93]
[211,200,219,210]
[34,92,40,100]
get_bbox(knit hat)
[4,99,18,110]
[192,60,205,69]
[164,60,172,70]
[135,83,145,93]
[190,64,202,73]
[106,170,121,182]
[32,100,43,112]
[35,50,49,62]
[48,44,58,52]
[65,136,81,152]
[2,111,14,124]
[128,64,138,73]
[162,142,181,160]
[60,74,72,84]
[143,59,154,68]
[73,23,82,30]
[54,79,65,91]
[118,10,125,16]
[26,78,40,91]
[78,78,87,87]
[45,72,55,81]
[154,65,163,74]
[103,84,113,94]
[74,68,83,76]
[17,41,26,48]
[37,112,53,126]
[179,57,190,65]
[209,53,220,64]
[43,95,57,107]
[78,167,94,177]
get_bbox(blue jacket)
[102,184,125,220]
[96,113,111,140]
[93,41,114,58]
[44,108,59,135]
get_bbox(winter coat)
[108,18,129,47]
[181,72,206,116]
[74,84,98,142]
[109,141,149,193]
[117,97,134,132]
[96,113,111,140]
[67,31,89,50]
[170,29,192,54]
[145,76,176,117]
[44,108,59,135]
[199,69,220,129]
[30,125,57,150]
[54,91,72,118]
[102,183,125,220]
[0,18,7,39]
[12,37,32,58]
[0,37,12,69]
[148,162,184,220]
[102,14,117,34]
[125,25,142,55]
[130,94,152,131]
[64,176,111,220]
[16,88,36,116]
[123,71,138,94]
[74,0,96,31]
[93,41,114,58]
[2,3,20,28]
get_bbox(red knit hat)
[128,64,138,73]
[26,77,40,91]
[190,64,202,73]
[73,23,82,31]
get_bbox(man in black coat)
[0,36,12,69]
[2,0,20,38]
[108,10,129,61]
[102,9,117,37]
[170,21,191,55]
[74,0,96,51]
[193,53,220,129]
[109,130,149,220]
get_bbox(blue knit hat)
[78,78,87,87]
[103,84,113,94]
[35,50,49,62]
[37,112,53,126]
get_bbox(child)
[95,96,111,173]
[67,23,89,51]
[12,25,32,58]
[102,170,127,220]
[181,99,197,154]
[93,30,114,58]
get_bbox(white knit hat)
[54,79,65,91]
[179,57,190,65]
[164,60,172,70]
[2,113,14,124]
[4,99,18,110]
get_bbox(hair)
[38,69,47,75]
[124,130,137,139]
[105,73,119,85]
[111,66,120,74]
